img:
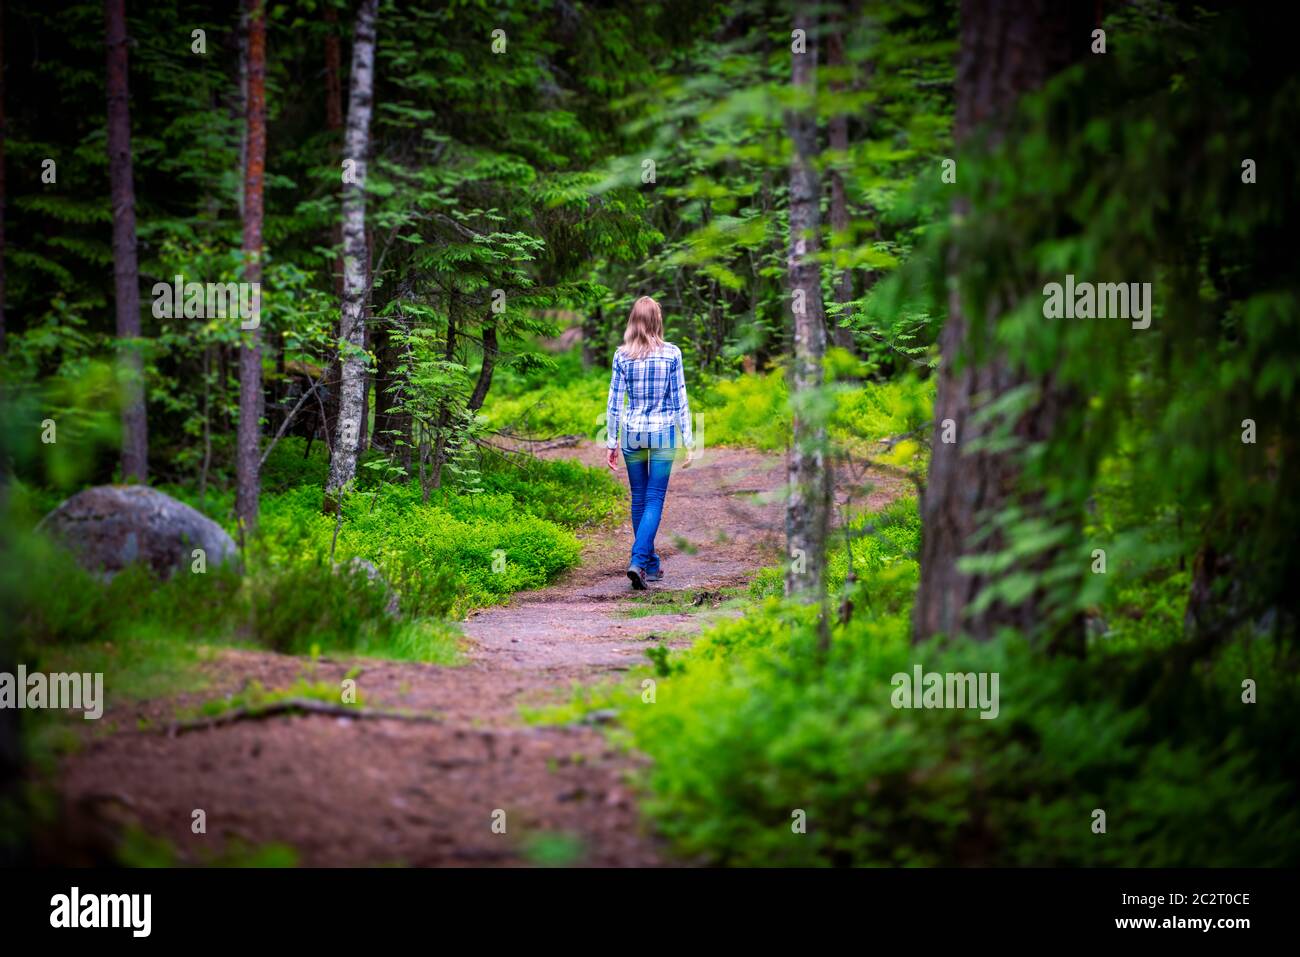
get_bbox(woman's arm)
[605,351,625,453]
[674,351,693,451]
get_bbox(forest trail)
[53,444,904,867]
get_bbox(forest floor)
[48,443,904,867]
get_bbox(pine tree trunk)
[826,22,856,353]
[467,322,498,413]
[323,6,343,132]
[582,305,601,370]
[105,0,147,481]
[0,0,7,352]
[428,305,457,492]
[324,0,378,513]
[235,5,248,216]
[356,224,373,455]
[372,320,412,464]
[784,3,832,609]
[913,0,1090,644]
[235,0,267,535]
[323,7,345,445]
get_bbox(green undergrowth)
[7,436,619,667]
[548,494,1300,867]
[483,345,935,459]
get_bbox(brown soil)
[49,444,906,867]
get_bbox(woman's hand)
[606,448,620,471]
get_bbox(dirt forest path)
[53,444,904,867]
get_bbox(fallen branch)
[513,433,582,451]
[472,433,583,460]
[259,378,324,469]
[166,698,442,736]
[878,420,933,450]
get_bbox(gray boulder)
[37,485,239,580]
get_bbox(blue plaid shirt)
[605,342,694,450]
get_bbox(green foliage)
[694,359,933,457]
[882,0,1300,643]
[695,367,790,450]
[0,519,461,668]
[5,0,1295,875]
[481,372,609,440]
[591,0,954,373]
[252,482,582,617]
[477,454,623,529]
[626,498,1300,867]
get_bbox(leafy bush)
[481,372,609,439]
[244,557,403,656]
[259,436,331,494]
[694,362,934,454]
[477,454,623,528]
[695,367,790,450]
[256,482,582,616]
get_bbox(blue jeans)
[622,428,676,573]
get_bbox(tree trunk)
[784,3,832,613]
[372,318,412,465]
[236,5,248,217]
[105,0,147,482]
[826,20,856,353]
[323,6,343,132]
[235,0,267,535]
[913,0,1090,644]
[324,0,378,513]
[322,5,346,446]
[467,322,498,413]
[0,0,7,352]
[429,304,457,491]
[356,223,373,455]
[417,420,431,502]
[582,305,601,370]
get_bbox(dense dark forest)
[0,0,1297,877]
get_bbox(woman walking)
[605,296,694,589]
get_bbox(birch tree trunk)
[235,0,267,535]
[784,4,832,609]
[913,0,1090,644]
[105,0,147,481]
[324,0,378,513]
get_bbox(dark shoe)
[627,566,648,590]
[645,568,664,582]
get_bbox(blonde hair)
[619,296,665,360]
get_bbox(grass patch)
[117,826,299,868]
[617,587,745,619]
